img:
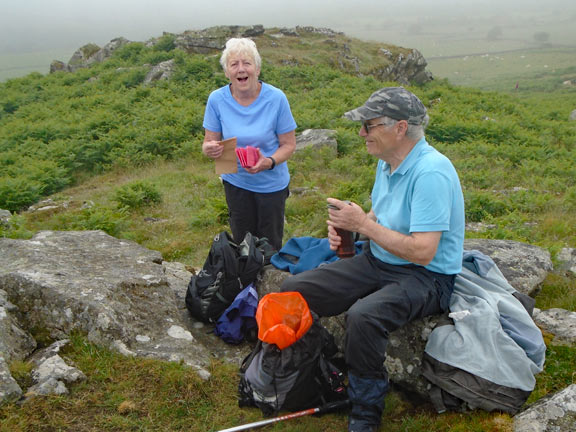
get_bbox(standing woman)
[202,38,297,251]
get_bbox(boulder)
[26,340,86,397]
[143,59,176,84]
[295,129,338,154]
[513,384,576,432]
[0,231,212,380]
[51,38,130,73]
[0,209,11,228]
[463,239,552,296]
[377,49,433,85]
[533,308,576,345]
[0,289,35,404]
[174,25,265,54]
[557,248,576,276]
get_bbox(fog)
[1,0,575,75]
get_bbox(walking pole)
[217,399,350,432]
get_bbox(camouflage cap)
[343,87,428,125]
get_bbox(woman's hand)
[245,149,272,174]
[202,140,224,159]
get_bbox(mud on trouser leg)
[348,374,389,431]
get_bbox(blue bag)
[214,284,258,344]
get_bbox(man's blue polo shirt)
[370,137,465,275]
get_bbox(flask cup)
[327,202,355,259]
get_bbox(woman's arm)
[246,129,297,173]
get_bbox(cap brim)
[343,105,381,121]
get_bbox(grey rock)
[49,60,69,73]
[570,109,576,121]
[50,25,431,85]
[51,38,130,73]
[143,59,176,84]
[557,248,576,276]
[0,289,37,363]
[533,308,576,345]
[174,25,265,54]
[377,49,433,85]
[463,239,552,296]
[0,209,12,228]
[514,384,576,432]
[0,231,212,379]
[0,231,566,412]
[27,340,86,397]
[90,37,130,64]
[0,355,22,404]
[295,129,338,154]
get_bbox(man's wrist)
[267,156,276,170]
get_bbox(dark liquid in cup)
[335,228,355,258]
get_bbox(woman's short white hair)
[220,38,262,73]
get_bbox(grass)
[427,48,576,91]
[2,332,574,431]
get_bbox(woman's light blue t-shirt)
[203,82,297,193]
[370,138,465,275]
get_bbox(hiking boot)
[348,416,378,432]
[347,374,388,432]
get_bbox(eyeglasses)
[362,120,395,133]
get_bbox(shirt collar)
[382,137,428,176]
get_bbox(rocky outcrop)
[51,38,130,73]
[374,49,433,86]
[174,25,265,54]
[50,25,433,85]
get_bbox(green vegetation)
[0,35,575,431]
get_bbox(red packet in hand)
[246,146,260,167]
[235,147,247,167]
[235,146,260,168]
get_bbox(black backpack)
[238,313,347,416]
[185,231,264,323]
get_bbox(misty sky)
[1,0,575,62]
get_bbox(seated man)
[280,87,465,432]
